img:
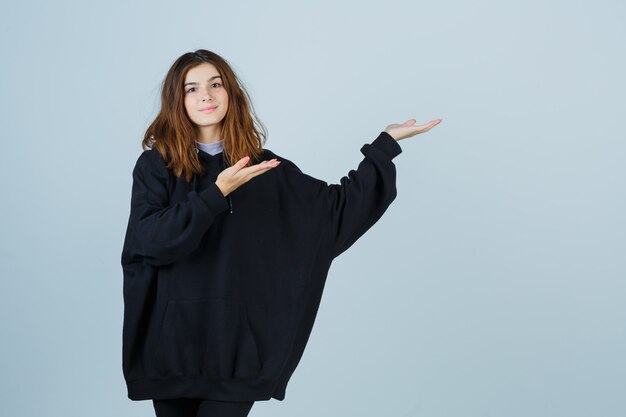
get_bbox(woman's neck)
[196,125,222,143]
[196,138,222,144]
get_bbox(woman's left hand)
[385,118,443,141]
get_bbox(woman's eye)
[186,83,220,93]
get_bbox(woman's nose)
[202,88,212,101]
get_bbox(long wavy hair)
[142,49,268,182]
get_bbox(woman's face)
[183,62,229,141]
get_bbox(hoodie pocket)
[153,298,262,379]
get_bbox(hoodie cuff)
[198,182,231,214]
[371,131,402,160]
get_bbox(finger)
[235,156,250,168]
[256,160,280,171]
[243,162,281,180]
[254,163,280,174]
[423,119,442,130]
[416,120,439,130]
[255,159,278,168]
[228,156,251,173]
[240,160,280,176]
[403,123,434,136]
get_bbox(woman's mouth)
[200,106,216,113]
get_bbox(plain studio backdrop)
[1,1,624,416]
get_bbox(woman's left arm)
[327,118,443,257]
[282,118,442,259]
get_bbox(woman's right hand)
[215,156,281,196]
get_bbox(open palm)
[385,118,443,141]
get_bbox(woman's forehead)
[184,63,221,83]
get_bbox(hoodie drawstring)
[222,152,233,214]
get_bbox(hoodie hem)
[127,375,283,402]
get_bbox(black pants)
[153,398,255,417]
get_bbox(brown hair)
[142,49,268,182]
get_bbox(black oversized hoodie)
[120,131,402,401]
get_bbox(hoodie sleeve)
[282,131,402,259]
[127,150,230,266]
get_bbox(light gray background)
[1,1,624,416]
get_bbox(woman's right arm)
[127,151,230,266]
[127,151,280,266]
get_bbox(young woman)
[121,49,442,417]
